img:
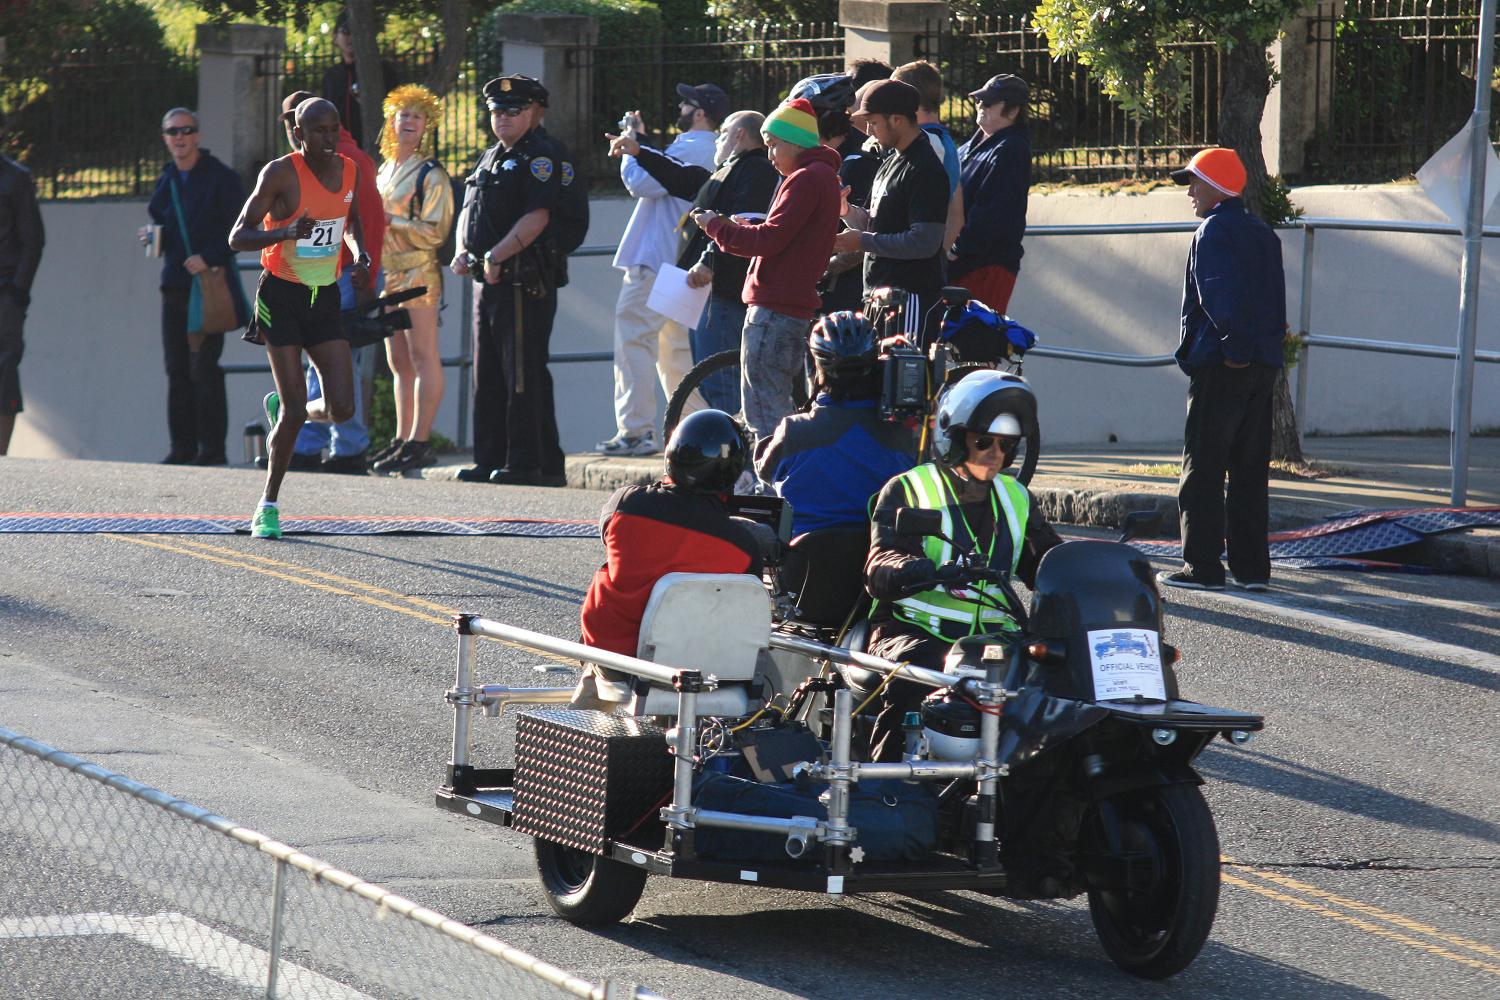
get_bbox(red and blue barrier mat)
[1131,505,1500,571]
[0,512,597,537]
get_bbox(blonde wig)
[380,84,442,160]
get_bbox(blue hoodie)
[1176,197,1286,374]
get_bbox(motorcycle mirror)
[939,285,972,307]
[1118,510,1164,543]
[895,507,944,539]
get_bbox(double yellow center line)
[110,534,573,663]
[112,533,1499,979]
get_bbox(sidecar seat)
[779,525,871,628]
[631,573,771,718]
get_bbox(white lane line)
[1200,590,1500,676]
[0,912,373,999]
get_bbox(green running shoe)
[251,504,281,539]
[263,390,280,430]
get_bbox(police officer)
[452,74,573,486]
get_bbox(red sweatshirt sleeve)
[705,171,810,259]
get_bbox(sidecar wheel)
[534,837,647,925]
[1086,783,1220,979]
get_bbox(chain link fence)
[0,726,656,1000]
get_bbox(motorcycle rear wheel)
[533,837,648,925]
[1086,783,1220,979]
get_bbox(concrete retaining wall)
[10,183,1498,462]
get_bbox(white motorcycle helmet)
[933,369,1037,466]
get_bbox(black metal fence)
[1305,0,1491,181]
[1,47,198,199]
[920,12,1223,183]
[262,36,490,177]
[565,21,844,181]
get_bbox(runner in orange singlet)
[229,97,370,538]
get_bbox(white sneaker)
[596,432,658,457]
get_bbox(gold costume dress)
[377,155,455,310]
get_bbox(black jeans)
[161,285,227,459]
[866,627,950,764]
[1178,364,1278,584]
[472,280,563,474]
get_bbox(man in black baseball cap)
[484,74,549,111]
[675,83,730,128]
[968,73,1029,108]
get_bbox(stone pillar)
[840,0,950,70]
[1262,2,1337,179]
[494,13,599,160]
[197,24,286,184]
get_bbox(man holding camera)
[452,74,574,487]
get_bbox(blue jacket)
[1177,197,1287,374]
[952,123,1030,276]
[147,151,245,291]
[754,396,917,536]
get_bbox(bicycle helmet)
[809,310,878,385]
[665,409,748,493]
[788,73,856,112]
[933,369,1037,467]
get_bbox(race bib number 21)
[296,218,345,259]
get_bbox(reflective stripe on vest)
[891,463,1030,638]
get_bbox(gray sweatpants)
[739,305,809,441]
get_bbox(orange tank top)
[261,152,357,287]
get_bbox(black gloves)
[892,558,937,593]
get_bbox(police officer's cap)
[484,75,548,110]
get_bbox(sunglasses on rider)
[162,126,199,137]
[971,434,1019,454]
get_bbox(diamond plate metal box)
[512,709,672,853]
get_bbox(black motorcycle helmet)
[809,311,880,401]
[789,73,856,141]
[665,409,748,493]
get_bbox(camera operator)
[754,311,915,536]
[863,370,1060,762]
[451,74,576,486]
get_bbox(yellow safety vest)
[889,463,1030,641]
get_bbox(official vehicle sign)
[1087,628,1166,702]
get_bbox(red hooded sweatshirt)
[337,128,385,272]
[704,143,842,321]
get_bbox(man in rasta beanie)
[693,97,842,441]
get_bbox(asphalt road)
[2,458,1498,999]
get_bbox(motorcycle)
[434,505,1263,980]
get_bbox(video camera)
[342,286,427,350]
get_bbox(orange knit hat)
[1170,147,1246,197]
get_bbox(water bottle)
[243,421,266,465]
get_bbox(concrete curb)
[415,457,1499,579]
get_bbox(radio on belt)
[881,346,928,420]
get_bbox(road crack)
[1228,856,1500,872]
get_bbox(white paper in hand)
[1416,120,1500,226]
[646,263,712,329]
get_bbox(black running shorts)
[245,271,343,348]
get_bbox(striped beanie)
[764,98,820,149]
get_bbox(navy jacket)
[1177,197,1287,375]
[147,151,245,291]
[951,123,1030,277]
[754,396,916,536]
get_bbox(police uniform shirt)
[461,126,570,257]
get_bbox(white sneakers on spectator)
[596,431,659,457]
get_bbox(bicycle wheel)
[663,349,812,440]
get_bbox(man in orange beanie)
[1158,147,1286,593]
[693,97,842,441]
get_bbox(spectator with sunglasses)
[863,370,1059,762]
[143,107,248,465]
[949,74,1032,314]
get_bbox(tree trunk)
[347,0,386,159]
[1219,27,1302,463]
[423,0,471,98]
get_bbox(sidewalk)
[426,434,1500,578]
